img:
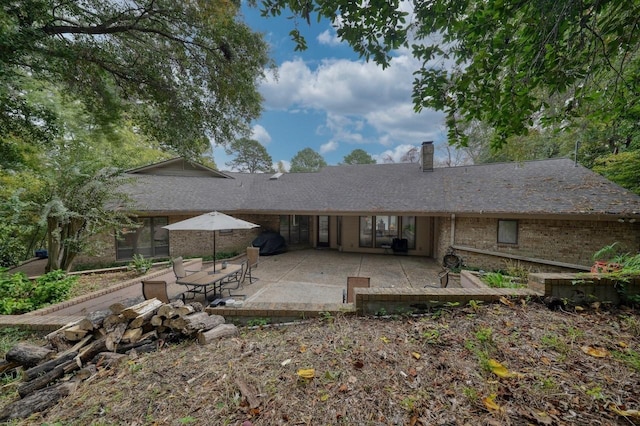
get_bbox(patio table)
[177,263,242,301]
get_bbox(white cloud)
[373,144,419,164]
[320,140,339,154]
[251,124,272,145]
[260,52,445,151]
[317,29,342,46]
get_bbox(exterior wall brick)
[77,213,280,267]
[167,213,277,258]
[435,216,639,272]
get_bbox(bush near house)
[0,269,77,315]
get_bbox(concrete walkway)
[0,250,452,330]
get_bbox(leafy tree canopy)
[342,149,376,165]
[1,0,271,156]
[225,138,274,173]
[260,0,640,149]
[290,148,327,172]
[0,84,174,269]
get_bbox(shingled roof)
[123,158,640,217]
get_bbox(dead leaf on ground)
[297,368,315,379]
[483,394,504,412]
[488,359,524,379]
[580,345,609,358]
[608,403,640,419]
[499,296,514,307]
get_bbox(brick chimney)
[421,141,434,172]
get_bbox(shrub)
[0,268,77,315]
[481,272,525,289]
[128,254,153,275]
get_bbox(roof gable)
[126,157,232,178]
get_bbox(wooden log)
[121,298,163,320]
[75,318,94,331]
[102,314,127,333]
[197,324,238,345]
[188,301,204,312]
[157,304,177,319]
[129,304,159,328]
[173,304,196,316]
[169,312,225,335]
[121,328,143,344]
[92,352,127,368]
[0,382,76,422]
[59,335,93,358]
[63,325,88,342]
[77,337,106,364]
[150,315,164,327]
[76,309,111,331]
[17,360,72,398]
[124,341,157,355]
[114,338,156,354]
[105,322,128,352]
[109,297,144,314]
[5,344,55,368]
[235,378,260,409]
[23,351,78,381]
[0,360,19,375]
[44,319,81,341]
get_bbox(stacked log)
[0,298,238,422]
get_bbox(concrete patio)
[0,250,457,329]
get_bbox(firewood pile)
[0,298,238,422]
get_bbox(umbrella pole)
[212,231,216,273]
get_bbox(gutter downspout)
[450,214,456,246]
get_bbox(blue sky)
[213,5,448,170]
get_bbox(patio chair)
[246,247,260,284]
[141,280,172,304]
[220,260,249,297]
[172,256,200,283]
[342,276,370,303]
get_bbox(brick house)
[86,142,640,272]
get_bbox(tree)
[400,147,419,163]
[225,138,274,173]
[260,0,640,149]
[0,85,172,269]
[42,163,135,272]
[1,1,271,156]
[593,150,640,195]
[290,148,327,172]
[343,149,376,165]
[276,161,287,173]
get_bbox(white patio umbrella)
[163,211,260,272]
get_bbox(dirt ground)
[4,298,640,425]
[68,267,166,299]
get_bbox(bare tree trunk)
[45,218,61,273]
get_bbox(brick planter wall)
[529,272,640,305]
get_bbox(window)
[360,215,416,249]
[375,215,397,248]
[280,215,310,244]
[498,219,518,244]
[401,216,416,250]
[359,216,373,247]
[116,217,169,260]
